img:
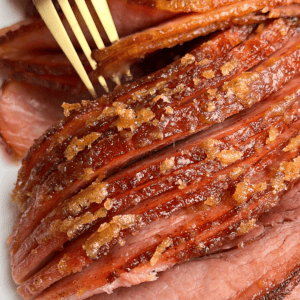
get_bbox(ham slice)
[5,15,300,300]
[0,80,77,159]
[93,1,300,79]
[90,182,300,300]
[4,0,300,299]
[0,0,177,56]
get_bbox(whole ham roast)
[2,0,300,299]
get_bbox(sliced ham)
[4,0,300,299]
[0,80,76,159]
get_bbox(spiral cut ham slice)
[15,70,300,298]
[18,134,300,300]
[9,18,300,267]
[92,0,300,79]
[5,15,300,299]
[11,23,254,214]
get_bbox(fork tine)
[74,0,105,50]
[91,0,119,44]
[34,0,97,98]
[57,0,109,93]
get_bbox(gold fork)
[34,0,119,98]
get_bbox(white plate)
[0,1,28,299]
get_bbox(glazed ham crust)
[6,11,300,300]
[4,0,300,299]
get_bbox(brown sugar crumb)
[181,53,195,66]
[152,119,160,126]
[81,100,89,107]
[150,237,172,266]
[216,148,243,166]
[277,18,288,36]
[58,254,72,276]
[270,157,300,193]
[60,207,107,239]
[206,102,216,112]
[83,214,141,259]
[165,106,174,115]
[176,179,187,190]
[78,168,94,181]
[160,157,175,174]
[160,114,166,122]
[279,157,300,181]
[104,198,115,210]
[237,219,257,235]
[223,72,259,105]
[220,58,238,76]
[202,70,215,79]
[153,94,170,103]
[229,167,245,180]
[67,180,108,215]
[233,179,267,204]
[204,195,219,207]
[284,133,300,152]
[196,58,210,66]
[193,77,201,86]
[65,132,102,160]
[131,81,167,102]
[115,106,155,132]
[62,103,81,117]
[207,88,217,98]
[150,131,164,141]
[270,175,286,193]
[202,139,221,160]
[266,127,279,144]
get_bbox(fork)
[34,0,119,98]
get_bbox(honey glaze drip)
[65,132,102,160]
[83,214,142,259]
[150,237,173,266]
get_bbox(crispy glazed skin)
[6,13,300,299]
[4,0,300,298]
